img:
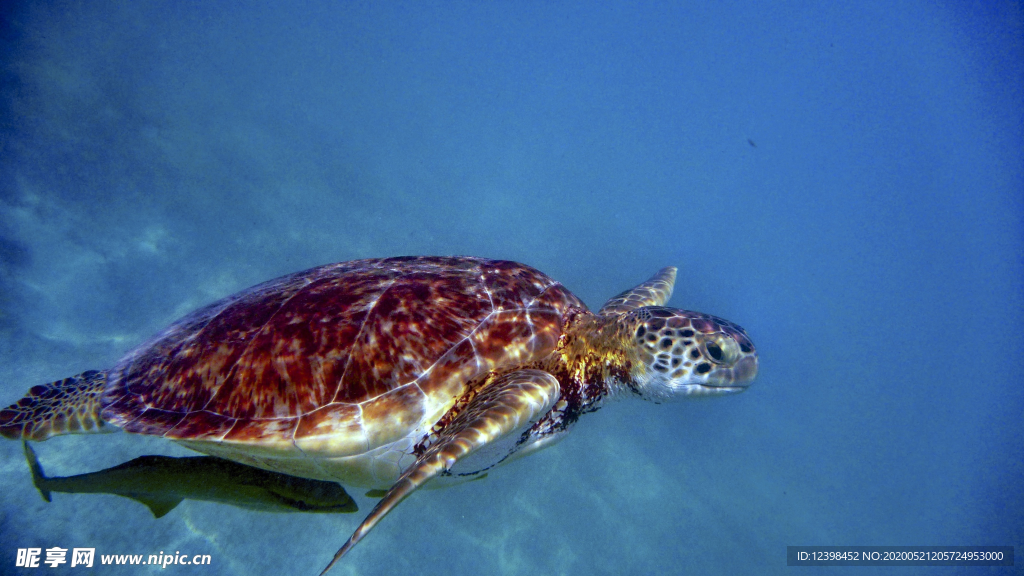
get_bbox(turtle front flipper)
[598,266,677,315]
[0,371,111,441]
[319,369,560,575]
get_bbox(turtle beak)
[720,352,761,387]
[706,354,758,389]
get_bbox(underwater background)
[1,2,1021,575]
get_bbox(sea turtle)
[0,256,757,573]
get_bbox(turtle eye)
[706,341,724,361]
[703,335,739,365]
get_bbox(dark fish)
[24,442,357,517]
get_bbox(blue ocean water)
[0,2,1021,575]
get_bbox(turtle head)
[620,306,758,402]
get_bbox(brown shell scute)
[101,256,585,444]
[335,270,490,404]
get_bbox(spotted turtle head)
[623,306,758,402]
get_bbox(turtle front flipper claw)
[318,369,560,575]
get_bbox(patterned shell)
[100,256,585,457]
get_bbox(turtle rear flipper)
[319,369,561,575]
[0,371,111,441]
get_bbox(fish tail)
[23,441,52,502]
[0,370,111,441]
